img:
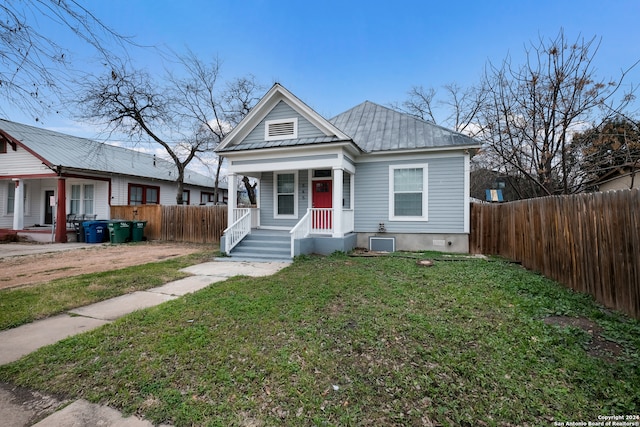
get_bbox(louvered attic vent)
[265,118,298,141]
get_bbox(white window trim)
[6,182,28,215]
[273,171,298,219]
[265,118,298,141]
[388,164,428,221]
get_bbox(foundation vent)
[369,237,395,252]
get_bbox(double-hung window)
[70,185,81,215]
[83,185,94,215]
[274,171,297,218]
[6,182,28,214]
[129,184,160,205]
[389,164,428,221]
[70,184,95,215]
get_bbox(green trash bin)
[108,220,132,243]
[131,220,147,242]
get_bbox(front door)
[44,190,54,225]
[312,180,332,230]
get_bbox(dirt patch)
[543,315,625,362]
[0,242,211,290]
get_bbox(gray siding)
[259,170,308,228]
[354,156,465,233]
[243,101,326,146]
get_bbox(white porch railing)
[290,209,311,257]
[223,208,251,254]
[289,208,355,257]
[310,208,334,235]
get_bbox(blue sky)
[7,0,640,139]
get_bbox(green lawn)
[1,253,638,426]
[0,248,216,330]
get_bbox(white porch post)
[227,173,237,229]
[333,168,343,237]
[12,179,24,230]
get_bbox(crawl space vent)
[369,237,395,252]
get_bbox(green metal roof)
[0,119,220,188]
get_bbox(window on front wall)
[389,164,428,221]
[83,185,94,215]
[70,185,81,214]
[6,182,27,214]
[274,172,297,217]
[201,192,214,204]
[182,190,190,205]
[129,184,160,205]
[70,184,95,215]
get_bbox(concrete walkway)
[0,259,290,426]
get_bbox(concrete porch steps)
[229,229,292,262]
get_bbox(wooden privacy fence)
[470,189,640,319]
[110,205,227,244]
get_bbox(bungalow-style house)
[0,119,226,243]
[216,84,481,260]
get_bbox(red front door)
[312,180,332,230]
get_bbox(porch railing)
[290,209,311,257]
[223,208,251,254]
[310,208,334,235]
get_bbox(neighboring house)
[589,164,640,192]
[216,84,481,259]
[0,119,226,242]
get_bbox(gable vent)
[265,118,298,141]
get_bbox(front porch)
[0,226,78,243]
[221,149,358,259]
[222,205,357,260]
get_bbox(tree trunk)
[242,175,257,205]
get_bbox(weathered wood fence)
[110,205,227,244]
[470,189,640,319]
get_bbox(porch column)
[227,173,237,229]
[55,178,67,243]
[333,168,343,237]
[11,179,24,230]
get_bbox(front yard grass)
[0,248,216,330]
[1,253,638,426]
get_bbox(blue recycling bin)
[83,220,109,243]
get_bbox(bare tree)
[0,0,130,120]
[573,116,640,190]
[78,55,262,204]
[167,52,262,203]
[476,29,637,197]
[396,84,485,136]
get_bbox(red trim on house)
[0,129,51,166]
[0,130,18,152]
[55,178,67,243]
[59,172,111,181]
[0,173,58,179]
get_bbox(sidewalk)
[0,259,290,426]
